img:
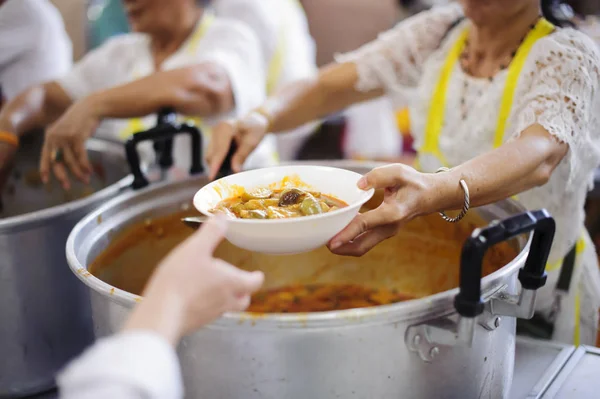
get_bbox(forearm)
[0,83,70,136]
[90,66,233,120]
[263,62,383,133]
[427,124,568,214]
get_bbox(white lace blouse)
[336,4,600,263]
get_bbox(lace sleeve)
[334,4,463,94]
[511,29,600,190]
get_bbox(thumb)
[357,164,407,190]
[188,216,228,253]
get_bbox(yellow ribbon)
[416,18,587,345]
[417,18,555,168]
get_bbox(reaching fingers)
[207,121,236,180]
[230,133,261,173]
[61,145,86,184]
[212,258,264,296]
[73,139,92,177]
[357,164,410,190]
[229,295,252,312]
[328,205,398,250]
[328,223,399,257]
[188,216,228,253]
[51,160,70,191]
[39,139,52,184]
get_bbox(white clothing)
[212,0,319,160]
[343,97,402,159]
[58,13,275,172]
[58,331,182,399]
[0,0,72,100]
[337,4,600,344]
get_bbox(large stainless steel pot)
[66,159,553,399]
[0,134,131,398]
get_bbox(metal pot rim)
[67,166,531,329]
[0,139,131,232]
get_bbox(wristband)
[252,106,274,131]
[0,131,19,148]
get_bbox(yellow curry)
[210,187,348,219]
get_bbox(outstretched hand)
[206,111,269,180]
[39,98,98,190]
[124,217,264,344]
[327,164,436,257]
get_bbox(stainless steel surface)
[510,337,575,399]
[22,337,579,399]
[0,136,131,398]
[541,345,600,398]
[67,160,536,399]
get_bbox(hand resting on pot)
[56,217,264,399]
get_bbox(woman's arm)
[262,62,383,132]
[207,4,464,176]
[433,125,568,211]
[87,64,234,120]
[0,82,72,136]
[329,126,568,256]
[57,218,264,399]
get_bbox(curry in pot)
[90,190,519,314]
[248,284,414,313]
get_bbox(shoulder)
[527,28,600,82]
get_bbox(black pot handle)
[455,209,555,318]
[125,108,203,190]
[216,140,237,179]
[153,108,177,169]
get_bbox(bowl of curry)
[193,165,374,254]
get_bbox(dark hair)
[541,0,576,28]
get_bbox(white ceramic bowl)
[193,165,374,254]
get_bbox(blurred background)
[46,0,600,248]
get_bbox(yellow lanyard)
[417,18,555,168]
[266,0,303,95]
[415,18,590,345]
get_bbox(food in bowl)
[193,165,375,254]
[210,187,348,220]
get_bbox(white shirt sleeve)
[192,18,266,121]
[57,331,183,399]
[511,29,600,191]
[211,0,279,65]
[58,36,135,101]
[0,0,72,99]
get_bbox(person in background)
[0,0,272,191]
[212,0,318,161]
[208,0,600,346]
[58,217,265,398]
[0,0,71,193]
